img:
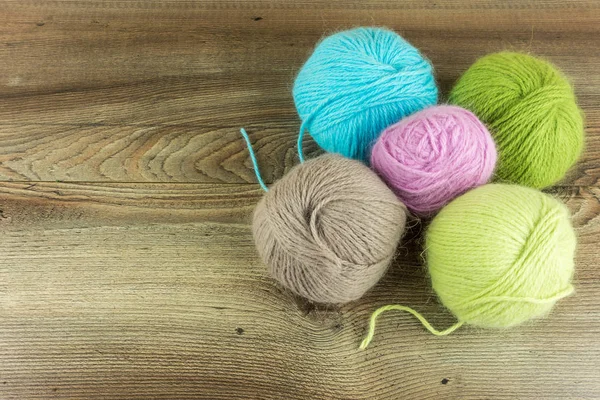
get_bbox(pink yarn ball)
[371,105,497,215]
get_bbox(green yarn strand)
[359,288,574,349]
[464,286,574,307]
[359,305,464,349]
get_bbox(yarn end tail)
[359,304,463,350]
[240,128,269,192]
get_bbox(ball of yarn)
[371,105,497,215]
[449,52,584,189]
[293,27,438,162]
[253,154,407,304]
[426,183,576,328]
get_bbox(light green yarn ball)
[426,184,576,328]
[449,52,584,189]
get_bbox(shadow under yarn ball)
[252,154,408,304]
[293,27,438,162]
[449,52,584,189]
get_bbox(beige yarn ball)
[252,154,407,304]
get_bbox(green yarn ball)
[426,184,576,328]
[449,52,584,189]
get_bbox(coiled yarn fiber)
[252,154,407,304]
[293,27,438,162]
[371,105,497,215]
[426,183,576,328]
[449,52,584,189]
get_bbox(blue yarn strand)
[297,120,309,163]
[296,91,345,163]
[240,128,269,192]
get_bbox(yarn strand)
[240,128,269,192]
[297,120,309,163]
[296,91,341,163]
[359,305,464,350]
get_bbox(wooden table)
[1,1,599,399]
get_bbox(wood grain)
[1,0,599,185]
[1,1,599,399]
[0,183,599,399]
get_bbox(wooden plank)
[1,7,598,95]
[0,120,597,185]
[1,1,599,399]
[0,1,598,184]
[0,183,599,399]
[0,123,324,184]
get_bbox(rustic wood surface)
[1,1,599,399]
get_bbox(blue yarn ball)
[293,27,438,162]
